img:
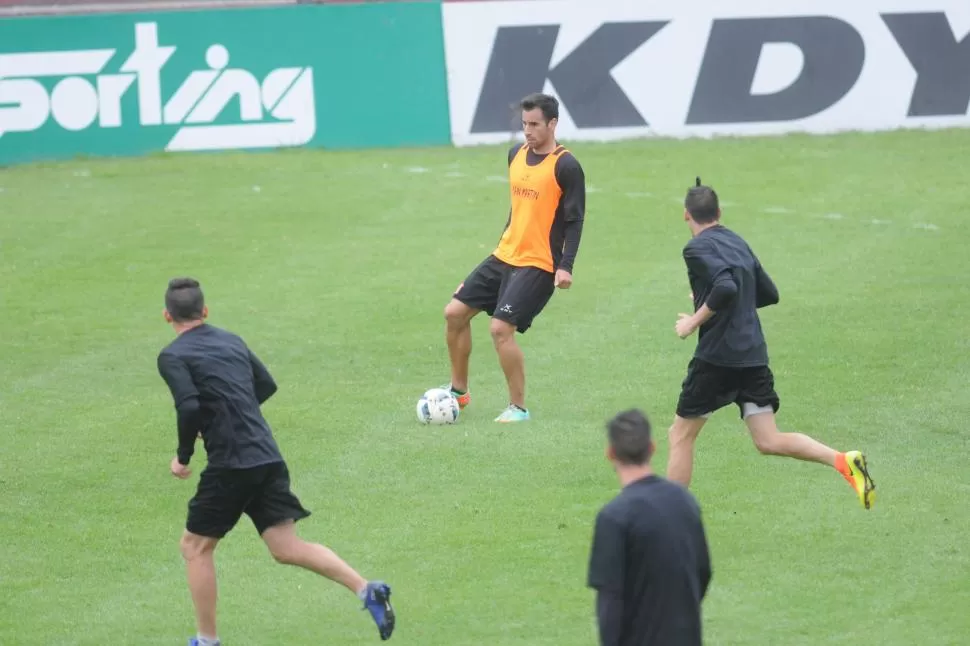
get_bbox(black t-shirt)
[587,475,712,646]
[157,324,284,469]
[683,225,780,368]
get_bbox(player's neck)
[616,464,654,487]
[690,220,721,237]
[530,139,557,155]
[173,319,205,335]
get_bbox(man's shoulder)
[156,339,189,377]
[710,225,748,244]
[507,143,524,165]
[157,343,177,366]
[555,148,582,170]
[654,479,704,519]
[683,235,709,255]
[205,324,241,339]
[625,476,700,507]
[207,326,251,355]
[602,477,661,515]
[158,333,186,358]
[554,149,584,187]
[686,226,743,251]
[596,496,629,530]
[160,325,243,355]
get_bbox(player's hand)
[675,313,697,339]
[170,456,192,479]
[554,269,573,289]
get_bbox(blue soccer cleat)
[361,581,395,640]
[187,639,220,646]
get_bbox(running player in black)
[156,278,396,645]
[668,180,876,509]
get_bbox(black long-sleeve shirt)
[588,476,712,646]
[157,324,284,469]
[684,225,780,368]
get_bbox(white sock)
[357,583,369,601]
[197,636,220,646]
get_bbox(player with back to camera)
[156,278,396,646]
[442,92,587,422]
[668,179,876,509]
[588,409,712,646]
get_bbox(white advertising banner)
[442,0,970,145]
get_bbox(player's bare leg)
[744,409,838,465]
[444,299,477,406]
[180,531,220,641]
[261,521,366,593]
[261,521,396,639]
[489,318,529,421]
[666,415,709,486]
[744,408,876,508]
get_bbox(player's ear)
[647,440,656,460]
[163,308,173,323]
[202,305,209,320]
[605,443,616,462]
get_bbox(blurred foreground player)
[668,179,876,509]
[443,92,586,422]
[588,409,712,646]
[156,278,395,645]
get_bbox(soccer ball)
[416,388,460,425]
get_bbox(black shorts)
[453,255,555,333]
[676,358,781,419]
[186,461,311,539]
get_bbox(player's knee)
[744,405,780,454]
[751,430,781,455]
[269,544,297,565]
[444,300,471,326]
[179,533,215,561]
[668,417,703,445]
[668,424,688,446]
[489,318,515,342]
[267,538,304,566]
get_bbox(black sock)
[451,387,466,395]
[511,403,527,412]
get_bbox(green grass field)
[2,129,969,645]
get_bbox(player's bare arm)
[676,305,716,339]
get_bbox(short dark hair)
[607,409,653,466]
[685,177,720,224]
[165,277,205,323]
[520,92,559,122]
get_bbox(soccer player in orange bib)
[443,93,586,422]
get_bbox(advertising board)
[442,0,970,145]
[0,3,451,164]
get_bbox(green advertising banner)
[0,3,451,165]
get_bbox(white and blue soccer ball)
[416,387,460,425]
